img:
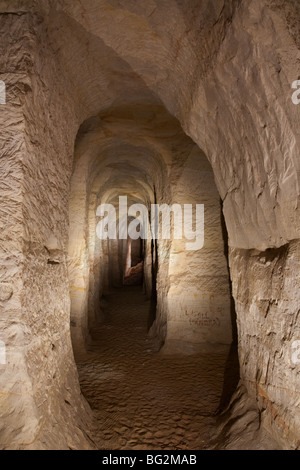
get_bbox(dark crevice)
[218,198,240,413]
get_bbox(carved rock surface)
[0,0,299,450]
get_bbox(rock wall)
[230,240,300,448]
[183,0,300,447]
[0,9,93,449]
[162,146,232,350]
[0,0,299,449]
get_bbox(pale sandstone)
[0,0,299,450]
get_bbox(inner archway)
[67,103,238,448]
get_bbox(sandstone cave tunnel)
[0,0,300,451]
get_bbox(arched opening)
[67,103,238,448]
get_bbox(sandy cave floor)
[76,286,238,450]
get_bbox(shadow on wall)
[218,200,240,412]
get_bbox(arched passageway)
[68,105,234,353]
[0,0,299,450]
[67,104,239,449]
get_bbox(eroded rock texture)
[0,0,299,450]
